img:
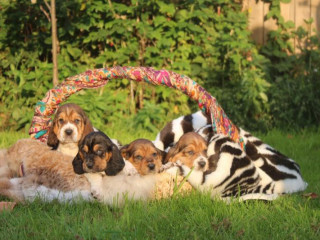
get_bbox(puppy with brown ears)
[165,132,208,172]
[155,111,307,200]
[47,103,94,157]
[155,132,208,199]
[0,103,93,179]
[120,139,164,175]
[72,131,125,176]
[81,138,164,206]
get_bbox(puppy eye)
[187,151,194,156]
[96,150,103,155]
[58,118,64,124]
[134,155,143,161]
[152,152,157,157]
[74,119,80,124]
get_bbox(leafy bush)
[265,28,320,129]
[0,0,268,132]
[0,0,319,133]
[259,0,320,130]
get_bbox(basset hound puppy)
[47,103,94,157]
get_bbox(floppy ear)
[72,152,85,174]
[164,144,181,163]
[47,121,59,149]
[120,144,130,160]
[158,148,167,164]
[81,115,94,142]
[105,144,125,176]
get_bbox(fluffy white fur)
[5,177,92,203]
[86,173,156,206]
[57,123,80,157]
[154,111,208,151]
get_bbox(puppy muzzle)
[86,161,94,169]
[85,155,95,170]
[198,160,206,168]
[195,156,208,171]
[148,163,155,171]
[65,129,73,136]
[60,123,78,143]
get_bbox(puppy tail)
[0,177,25,202]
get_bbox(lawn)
[0,128,319,240]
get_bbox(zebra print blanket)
[154,111,307,200]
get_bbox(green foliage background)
[0,0,319,134]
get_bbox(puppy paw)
[175,160,183,166]
[160,162,175,172]
[91,189,102,200]
[176,160,182,165]
[165,166,181,176]
[125,168,139,176]
[122,161,139,176]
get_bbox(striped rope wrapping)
[29,66,245,149]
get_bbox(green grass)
[0,129,320,239]
[0,131,29,148]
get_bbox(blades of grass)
[172,167,194,197]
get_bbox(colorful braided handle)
[29,66,244,149]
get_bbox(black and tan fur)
[73,131,125,176]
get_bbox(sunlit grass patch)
[0,129,319,239]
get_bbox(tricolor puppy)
[48,103,94,157]
[82,139,164,206]
[165,132,208,172]
[72,131,125,176]
[120,139,164,175]
[154,111,210,151]
[153,132,208,199]
[174,134,263,198]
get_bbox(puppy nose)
[86,161,94,169]
[65,129,73,136]
[198,161,206,168]
[148,163,155,170]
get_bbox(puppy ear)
[72,152,85,174]
[47,121,59,149]
[120,144,129,160]
[164,144,180,163]
[81,116,94,142]
[105,144,125,176]
[158,149,167,164]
